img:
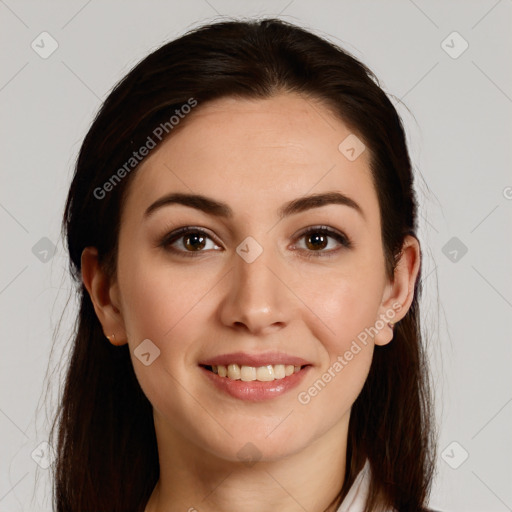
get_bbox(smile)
[200,363,312,401]
[203,363,306,381]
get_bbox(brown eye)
[160,227,221,257]
[183,233,207,251]
[294,226,352,259]
[305,232,329,251]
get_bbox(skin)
[82,92,420,512]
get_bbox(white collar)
[336,460,371,512]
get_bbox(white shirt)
[336,460,371,511]
[336,460,394,512]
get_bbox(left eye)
[293,226,351,256]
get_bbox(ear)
[374,235,421,346]
[81,247,127,346]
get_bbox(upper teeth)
[211,364,302,381]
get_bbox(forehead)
[123,93,379,224]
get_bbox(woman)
[51,18,437,512]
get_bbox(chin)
[203,427,313,465]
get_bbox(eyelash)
[159,225,352,259]
[299,226,352,259]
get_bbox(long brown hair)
[50,18,437,511]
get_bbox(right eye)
[160,227,223,257]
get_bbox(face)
[109,93,398,463]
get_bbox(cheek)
[117,253,214,411]
[305,265,385,349]
[289,262,383,415]
[295,279,378,419]
[118,250,215,343]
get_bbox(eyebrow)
[144,191,365,221]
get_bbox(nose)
[218,243,290,335]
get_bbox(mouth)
[199,363,312,401]
[200,363,311,382]
[198,351,313,400]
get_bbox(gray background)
[1,1,511,511]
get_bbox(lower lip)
[200,365,312,401]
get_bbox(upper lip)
[199,351,312,367]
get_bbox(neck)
[144,411,350,512]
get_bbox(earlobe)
[81,247,127,346]
[374,235,421,346]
